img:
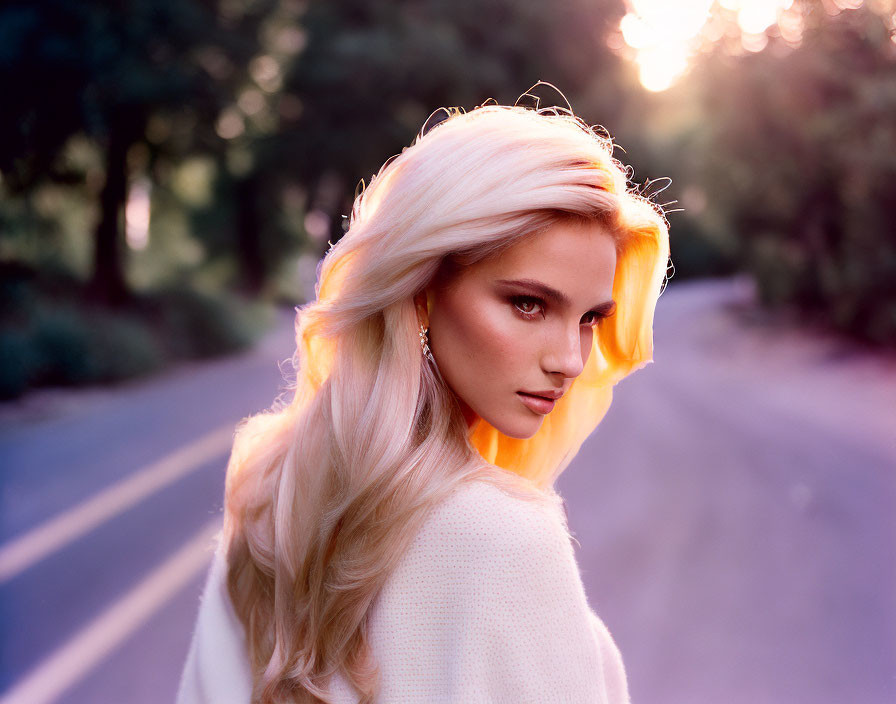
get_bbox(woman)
[177,91,670,704]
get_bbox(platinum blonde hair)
[222,95,670,703]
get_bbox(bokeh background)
[1,1,894,702]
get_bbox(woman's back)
[177,478,629,703]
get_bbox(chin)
[492,415,543,440]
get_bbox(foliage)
[0,0,275,302]
[0,262,273,400]
[0,263,163,398]
[133,282,274,359]
[0,0,278,190]
[278,0,629,243]
[691,5,896,345]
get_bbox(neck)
[463,406,480,433]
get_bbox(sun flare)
[616,0,874,92]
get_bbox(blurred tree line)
[0,0,893,399]
[690,2,896,346]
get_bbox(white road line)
[0,424,234,583]
[0,519,222,704]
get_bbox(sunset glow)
[617,0,871,92]
[620,0,713,91]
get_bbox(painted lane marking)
[0,519,222,704]
[0,424,233,583]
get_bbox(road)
[0,308,298,704]
[0,276,893,703]
[558,276,896,704]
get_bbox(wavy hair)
[222,92,671,703]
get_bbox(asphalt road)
[1,276,893,703]
[558,277,896,704]
[0,308,298,704]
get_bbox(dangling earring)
[418,322,436,364]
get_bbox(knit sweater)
[176,479,630,703]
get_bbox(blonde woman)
[177,89,670,704]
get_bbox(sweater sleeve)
[175,535,253,704]
[587,608,631,704]
[363,482,631,704]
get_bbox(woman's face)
[420,218,618,439]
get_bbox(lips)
[519,388,563,400]
[517,392,556,415]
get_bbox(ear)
[413,290,430,328]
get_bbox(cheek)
[581,329,594,365]
[436,296,524,380]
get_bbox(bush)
[81,309,167,381]
[134,283,274,360]
[0,264,274,400]
[29,305,99,385]
[0,328,32,399]
[0,300,168,400]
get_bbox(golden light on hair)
[221,85,672,701]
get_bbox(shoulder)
[176,536,254,704]
[366,479,622,702]
[375,478,587,624]
[412,479,573,564]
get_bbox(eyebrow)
[496,278,617,315]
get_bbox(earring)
[418,322,435,364]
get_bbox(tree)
[691,3,896,344]
[0,0,274,305]
[275,0,629,246]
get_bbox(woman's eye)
[510,296,605,326]
[511,296,543,319]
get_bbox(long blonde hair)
[222,97,671,703]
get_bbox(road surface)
[559,276,896,704]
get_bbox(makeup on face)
[516,392,556,415]
[425,218,618,439]
[495,278,617,326]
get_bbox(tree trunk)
[88,126,131,307]
[236,172,264,295]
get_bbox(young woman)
[177,92,670,704]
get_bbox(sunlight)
[616,0,867,91]
[631,0,716,41]
[125,176,151,251]
[620,0,713,91]
[636,45,691,92]
[736,1,787,34]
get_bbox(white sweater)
[176,480,630,703]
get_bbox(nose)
[543,324,588,379]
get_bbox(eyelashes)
[509,295,606,326]
[511,295,545,320]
